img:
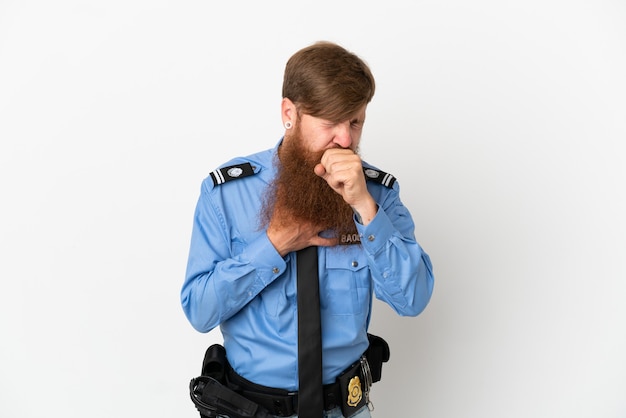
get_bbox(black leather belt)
[226,366,345,416]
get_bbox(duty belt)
[225,355,372,417]
[189,334,390,418]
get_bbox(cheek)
[304,131,335,153]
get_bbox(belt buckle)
[359,355,374,411]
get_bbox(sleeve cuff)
[355,206,394,255]
[241,232,287,286]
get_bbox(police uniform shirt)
[181,139,434,391]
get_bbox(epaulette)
[209,162,256,186]
[363,167,396,188]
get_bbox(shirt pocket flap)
[325,247,368,272]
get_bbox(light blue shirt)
[181,140,434,391]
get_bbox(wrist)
[351,197,377,226]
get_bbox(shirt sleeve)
[180,181,286,333]
[355,185,434,316]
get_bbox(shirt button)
[272,267,279,274]
[367,234,375,242]
[351,260,358,268]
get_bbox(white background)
[1,1,625,417]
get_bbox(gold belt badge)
[347,376,362,406]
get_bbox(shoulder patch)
[363,167,396,188]
[210,163,256,186]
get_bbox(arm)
[316,149,434,316]
[357,190,434,316]
[180,182,286,333]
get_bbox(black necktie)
[296,246,324,417]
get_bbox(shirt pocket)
[323,247,371,316]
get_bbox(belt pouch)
[202,344,228,384]
[366,333,390,383]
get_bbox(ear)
[281,97,296,127]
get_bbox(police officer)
[182,41,434,418]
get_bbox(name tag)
[340,233,361,245]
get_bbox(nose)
[332,122,352,149]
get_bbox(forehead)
[348,106,367,120]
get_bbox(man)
[182,41,434,418]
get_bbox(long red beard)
[260,132,357,240]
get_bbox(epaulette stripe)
[382,172,394,187]
[212,168,225,185]
[210,162,255,186]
